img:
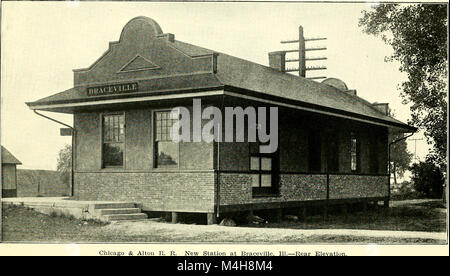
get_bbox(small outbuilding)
[1,146,22,198]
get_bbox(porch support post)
[207,213,217,225]
[362,200,368,212]
[249,209,254,217]
[299,207,307,221]
[275,208,283,223]
[323,204,328,220]
[341,203,348,217]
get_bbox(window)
[102,113,125,167]
[350,132,360,172]
[250,156,274,195]
[154,111,179,168]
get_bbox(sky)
[1,1,432,171]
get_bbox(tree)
[389,132,413,186]
[57,144,72,188]
[388,109,414,186]
[410,160,444,199]
[359,4,448,170]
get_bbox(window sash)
[103,114,124,143]
[351,153,358,171]
[350,133,359,172]
[261,175,272,187]
[250,157,260,171]
[155,141,179,167]
[250,156,272,172]
[154,110,180,168]
[250,156,273,189]
[102,113,125,168]
[103,142,124,167]
[251,173,272,188]
[261,157,272,171]
[155,110,178,142]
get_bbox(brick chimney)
[372,103,389,115]
[269,51,286,73]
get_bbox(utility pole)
[410,138,423,162]
[280,26,327,79]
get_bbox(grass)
[413,201,446,209]
[1,202,447,243]
[244,203,446,233]
[1,205,108,242]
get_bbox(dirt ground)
[1,199,447,244]
[242,199,447,233]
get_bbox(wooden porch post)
[299,207,307,221]
[274,208,283,223]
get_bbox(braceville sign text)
[87,82,138,96]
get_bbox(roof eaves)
[222,84,417,133]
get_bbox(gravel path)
[104,220,447,242]
[390,199,443,207]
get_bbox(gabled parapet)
[73,16,217,87]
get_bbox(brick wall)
[328,174,389,199]
[74,107,214,172]
[219,173,328,206]
[75,171,215,213]
[219,173,388,207]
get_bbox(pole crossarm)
[278,25,327,78]
[305,57,327,61]
[305,47,327,51]
[306,66,327,71]
[305,37,327,42]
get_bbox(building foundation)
[207,213,216,225]
[171,212,178,224]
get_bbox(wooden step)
[104,213,148,221]
[97,208,141,215]
[93,203,136,210]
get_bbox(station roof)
[26,17,416,133]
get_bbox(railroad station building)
[26,17,416,224]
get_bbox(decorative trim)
[28,90,224,110]
[74,170,216,174]
[73,38,215,73]
[165,42,216,59]
[219,170,389,177]
[73,71,215,88]
[116,54,161,73]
